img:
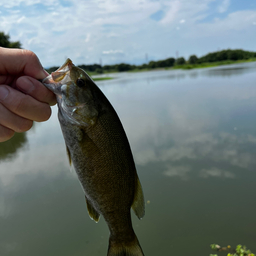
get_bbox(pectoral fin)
[132,176,145,219]
[66,145,72,166]
[85,196,100,223]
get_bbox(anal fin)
[85,196,100,223]
[132,176,145,220]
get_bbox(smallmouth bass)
[42,59,145,256]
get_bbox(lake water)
[0,62,256,256]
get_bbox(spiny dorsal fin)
[85,196,100,223]
[66,145,72,165]
[132,176,145,219]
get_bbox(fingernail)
[38,69,49,79]
[0,87,9,101]
[42,69,49,76]
[18,77,34,93]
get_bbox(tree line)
[0,32,22,49]
[74,49,256,74]
[76,49,256,73]
[1,31,256,74]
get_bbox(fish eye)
[76,78,85,87]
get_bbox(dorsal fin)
[85,196,100,223]
[132,176,145,219]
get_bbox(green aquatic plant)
[210,244,255,256]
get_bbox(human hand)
[0,47,57,142]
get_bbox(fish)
[42,59,145,256]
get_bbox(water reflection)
[98,63,256,254]
[142,131,256,180]
[0,62,256,256]
[98,62,256,86]
[0,170,109,256]
[0,133,27,161]
[203,62,256,77]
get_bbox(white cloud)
[164,165,191,180]
[200,168,235,178]
[218,0,230,13]
[51,12,59,16]
[136,131,256,170]
[0,0,23,8]
[0,0,255,66]
[85,33,91,43]
[102,50,124,55]
[184,10,256,39]
[17,16,25,23]
[160,0,180,25]
[0,0,51,8]
[164,166,235,180]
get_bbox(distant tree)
[95,68,103,74]
[188,55,198,64]
[116,63,132,72]
[8,41,22,48]
[0,32,10,47]
[227,50,240,61]
[216,50,228,61]
[78,64,102,72]
[0,32,22,48]
[45,66,59,74]
[157,60,167,67]
[165,57,175,67]
[176,57,186,65]
[229,49,248,60]
[157,57,176,67]
[198,49,256,63]
[148,61,157,69]
[207,53,217,62]
[138,63,148,69]
[103,65,113,71]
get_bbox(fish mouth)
[42,58,74,94]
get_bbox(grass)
[128,68,152,72]
[172,58,256,70]
[92,77,114,81]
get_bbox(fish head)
[43,58,98,126]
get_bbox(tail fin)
[107,234,144,256]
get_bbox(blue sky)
[0,0,256,67]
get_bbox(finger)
[0,102,33,133]
[0,125,15,142]
[0,85,51,122]
[0,47,48,79]
[16,76,57,106]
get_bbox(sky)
[0,0,256,67]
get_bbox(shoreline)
[172,58,256,70]
[91,59,256,81]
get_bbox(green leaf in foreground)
[210,244,255,256]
